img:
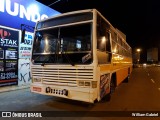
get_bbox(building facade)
[0,0,60,87]
[147,48,158,63]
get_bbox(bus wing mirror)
[21,28,26,43]
[36,32,42,41]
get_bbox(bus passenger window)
[97,14,112,64]
[97,36,106,51]
[106,32,111,52]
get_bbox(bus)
[30,9,132,103]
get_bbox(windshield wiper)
[59,42,74,66]
[62,50,75,66]
[41,57,49,66]
[41,55,55,66]
[58,27,74,66]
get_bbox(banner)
[19,31,33,59]
[0,26,19,86]
[0,0,60,31]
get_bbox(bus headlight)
[78,81,84,86]
[33,77,42,82]
[78,81,91,87]
[85,82,91,86]
[91,81,97,88]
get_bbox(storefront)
[0,0,60,87]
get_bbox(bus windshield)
[32,23,92,65]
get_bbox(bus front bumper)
[30,83,98,103]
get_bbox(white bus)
[30,9,132,103]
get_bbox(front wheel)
[110,76,116,94]
[102,76,116,102]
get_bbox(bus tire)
[103,73,116,101]
[123,75,129,83]
[110,75,116,94]
[102,93,111,101]
[123,68,130,83]
[101,74,116,102]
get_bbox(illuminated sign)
[0,26,19,86]
[0,0,60,30]
[19,32,33,59]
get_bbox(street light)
[136,48,141,64]
[137,48,141,52]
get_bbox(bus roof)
[37,9,94,23]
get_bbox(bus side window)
[105,32,111,63]
[97,14,111,64]
[106,32,111,52]
[97,17,106,51]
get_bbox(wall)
[18,31,33,86]
[147,48,158,63]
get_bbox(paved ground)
[0,67,160,120]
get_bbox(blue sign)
[0,0,60,31]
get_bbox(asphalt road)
[0,66,160,120]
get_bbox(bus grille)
[31,66,94,87]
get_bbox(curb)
[0,85,30,93]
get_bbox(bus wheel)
[123,68,130,83]
[102,93,111,102]
[123,73,130,83]
[103,75,116,101]
[110,77,116,94]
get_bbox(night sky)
[37,0,160,62]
